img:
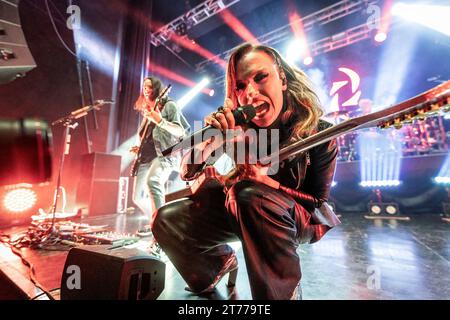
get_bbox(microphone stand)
[41,100,113,242]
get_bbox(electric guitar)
[165,81,450,202]
[130,85,172,177]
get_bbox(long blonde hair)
[225,43,323,138]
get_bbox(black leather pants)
[153,180,314,299]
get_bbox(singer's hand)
[204,98,236,131]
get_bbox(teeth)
[255,104,269,117]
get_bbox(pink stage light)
[150,64,213,96]
[219,9,259,44]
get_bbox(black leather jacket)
[181,119,338,214]
[275,120,338,213]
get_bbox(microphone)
[69,100,114,120]
[70,100,114,116]
[161,104,256,157]
[52,100,114,125]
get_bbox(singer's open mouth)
[254,102,270,117]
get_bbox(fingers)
[222,106,235,129]
[204,113,222,130]
[204,110,231,131]
[129,146,139,153]
[214,111,229,130]
[205,100,237,131]
[224,98,234,109]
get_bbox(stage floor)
[1,211,449,300]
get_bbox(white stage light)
[392,3,450,36]
[303,56,313,66]
[374,32,387,43]
[178,78,210,109]
[286,39,306,64]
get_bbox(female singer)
[152,44,340,299]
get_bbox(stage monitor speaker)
[0,0,37,84]
[60,245,165,300]
[76,153,121,216]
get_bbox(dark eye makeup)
[235,72,269,91]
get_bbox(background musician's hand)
[129,146,140,154]
[204,98,237,132]
[142,98,162,124]
[144,107,162,124]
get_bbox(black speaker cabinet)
[0,0,37,84]
[76,153,121,216]
[60,245,165,300]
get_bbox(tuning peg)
[413,108,426,121]
[393,118,403,129]
[424,103,440,116]
[402,114,413,124]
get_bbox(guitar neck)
[260,81,449,165]
[276,121,358,163]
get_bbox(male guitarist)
[131,76,190,241]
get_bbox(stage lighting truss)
[196,0,380,79]
[150,0,241,47]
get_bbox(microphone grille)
[234,105,256,125]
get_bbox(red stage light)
[150,64,213,96]
[3,185,37,213]
[170,33,226,69]
[219,9,259,44]
[150,19,226,68]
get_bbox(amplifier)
[60,245,165,300]
[0,0,37,84]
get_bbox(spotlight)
[360,180,401,188]
[175,22,188,36]
[3,185,37,213]
[391,3,450,36]
[365,202,408,220]
[303,56,313,66]
[209,89,215,97]
[434,177,450,185]
[0,183,52,227]
[178,78,210,109]
[374,32,387,43]
[286,39,306,64]
[370,204,382,215]
[385,205,398,215]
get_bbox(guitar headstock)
[377,80,450,130]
